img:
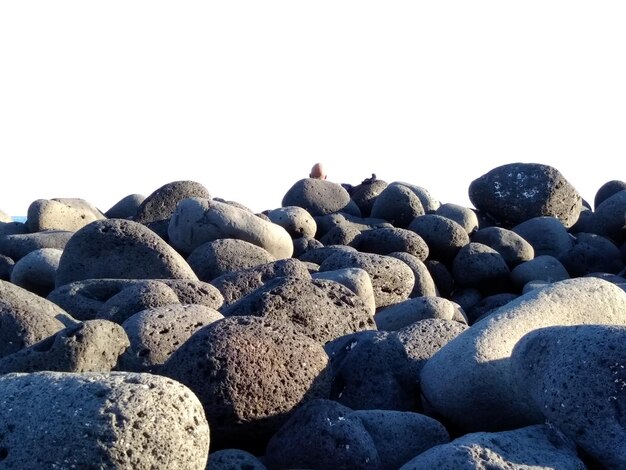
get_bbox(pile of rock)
[0,162,625,468]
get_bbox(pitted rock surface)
[471,226,534,267]
[408,214,469,262]
[10,247,62,297]
[265,206,317,239]
[26,198,106,232]
[435,203,479,235]
[282,178,356,217]
[451,242,510,293]
[353,227,429,260]
[388,252,437,298]
[0,230,73,261]
[313,267,376,316]
[375,297,460,331]
[350,178,388,217]
[105,193,145,219]
[512,216,574,260]
[370,183,425,228]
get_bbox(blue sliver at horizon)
[11,216,27,223]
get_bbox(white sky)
[1,2,625,217]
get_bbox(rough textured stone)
[119,304,223,373]
[375,297,460,331]
[512,216,574,260]
[264,399,380,470]
[511,324,626,470]
[370,183,425,228]
[313,212,391,240]
[466,292,518,324]
[10,247,62,297]
[105,193,145,219]
[451,242,511,293]
[591,189,626,243]
[408,214,469,262]
[425,260,454,297]
[468,162,583,228]
[187,239,276,282]
[0,221,28,237]
[206,449,267,470]
[265,206,317,239]
[354,410,449,470]
[26,198,106,232]
[210,258,311,306]
[435,203,479,235]
[55,219,198,288]
[313,267,376,316]
[0,254,14,281]
[471,226,534,267]
[350,178,389,217]
[510,255,570,290]
[168,198,293,259]
[0,279,77,358]
[389,252,437,298]
[292,235,322,258]
[318,223,361,246]
[222,276,375,344]
[48,278,223,321]
[399,425,585,470]
[0,230,73,261]
[282,178,357,217]
[594,179,626,210]
[0,319,129,374]
[420,278,626,432]
[0,371,210,469]
[298,244,357,265]
[319,251,415,309]
[161,316,332,452]
[354,227,429,260]
[560,232,624,277]
[393,182,441,212]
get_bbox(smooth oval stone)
[466,292,518,324]
[451,242,511,293]
[370,183,425,228]
[425,260,454,298]
[420,278,626,432]
[469,162,583,228]
[0,371,210,469]
[388,252,437,298]
[471,226,534,267]
[319,223,361,246]
[282,178,356,216]
[265,206,317,239]
[10,247,62,297]
[298,245,357,265]
[55,219,197,288]
[512,216,574,260]
[0,230,73,261]
[206,449,267,470]
[353,227,429,260]
[313,267,376,316]
[392,181,441,212]
[375,297,459,331]
[510,255,570,289]
[313,212,391,240]
[408,214,469,262]
[0,221,28,237]
[26,198,106,233]
[435,203,479,235]
[350,178,388,217]
[292,236,323,258]
[594,179,626,210]
[560,232,624,276]
[105,193,145,219]
[591,190,626,243]
[168,198,293,259]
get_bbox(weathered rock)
[354,227,429,260]
[119,304,223,373]
[105,193,145,219]
[408,214,469,262]
[0,254,14,281]
[313,212,391,240]
[0,371,210,469]
[399,425,585,470]
[319,251,415,309]
[451,242,511,293]
[210,258,311,306]
[318,223,361,246]
[264,399,380,470]
[392,182,440,212]
[388,252,437,298]
[591,189,626,243]
[450,287,482,313]
[298,244,357,264]
[9,247,62,297]
[206,449,267,470]
[510,255,569,289]
[313,267,376,316]
[187,239,276,282]
[370,183,425,228]
[420,278,626,432]
[0,230,73,261]
[48,278,223,321]
[466,292,518,324]
[435,203,479,235]
[594,179,626,210]
[375,297,460,331]
[0,221,28,237]
[0,279,77,358]
[0,319,129,374]
[161,316,332,452]
[560,232,624,277]
[425,260,454,297]
[55,219,198,287]
[511,324,626,469]
[471,226,534,267]
[26,198,106,233]
[512,216,574,260]
[292,235,322,258]
[282,178,357,217]
[168,198,293,259]
[265,206,317,239]
[350,178,388,217]
[468,162,583,228]
[222,276,375,344]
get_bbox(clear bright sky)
[1,2,625,217]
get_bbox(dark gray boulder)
[392,182,440,212]
[221,276,375,344]
[511,324,626,469]
[0,371,210,469]
[298,244,357,264]
[591,189,626,243]
[119,304,223,373]
[451,242,511,293]
[350,178,388,217]
[466,292,518,324]
[354,227,429,260]
[319,251,415,309]
[0,319,129,374]
[206,449,267,470]
[55,219,198,288]
[104,193,145,219]
[0,254,14,281]
[265,206,317,239]
[560,232,625,277]
[471,226,534,267]
[161,316,332,452]
[187,238,276,282]
[319,223,362,246]
[210,258,311,306]
[425,260,454,298]
[292,235,322,258]
[264,399,380,470]
[0,221,28,237]
[354,410,449,470]
[399,424,584,470]
[26,198,106,233]
[408,214,469,262]
[435,203,479,235]
[48,278,223,321]
[594,179,626,210]
[510,255,570,290]
[370,183,425,228]
[313,212,391,239]
[0,230,73,261]
[512,215,574,260]
[388,252,437,298]
[468,162,583,228]
[9,247,62,297]
[282,178,357,216]
[313,267,376,315]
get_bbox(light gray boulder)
[0,371,210,469]
[510,255,570,289]
[313,267,376,316]
[388,252,437,298]
[420,277,626,431]
[375,297,462,331]
[265,205,317,239]
[0,230,73,261]
[471,226,534,267]
[26,198,106,233]
[168,198,293,259]
[435,203,479,235]
[313,212,391,240]
[105,193,145,219]
[55,219,198,287]
[370,183,425,228]
[408,214,469,262]
[282,178,357,217]
[10,247,62,297]
[353,227,429,260]
[511,324,626,469]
